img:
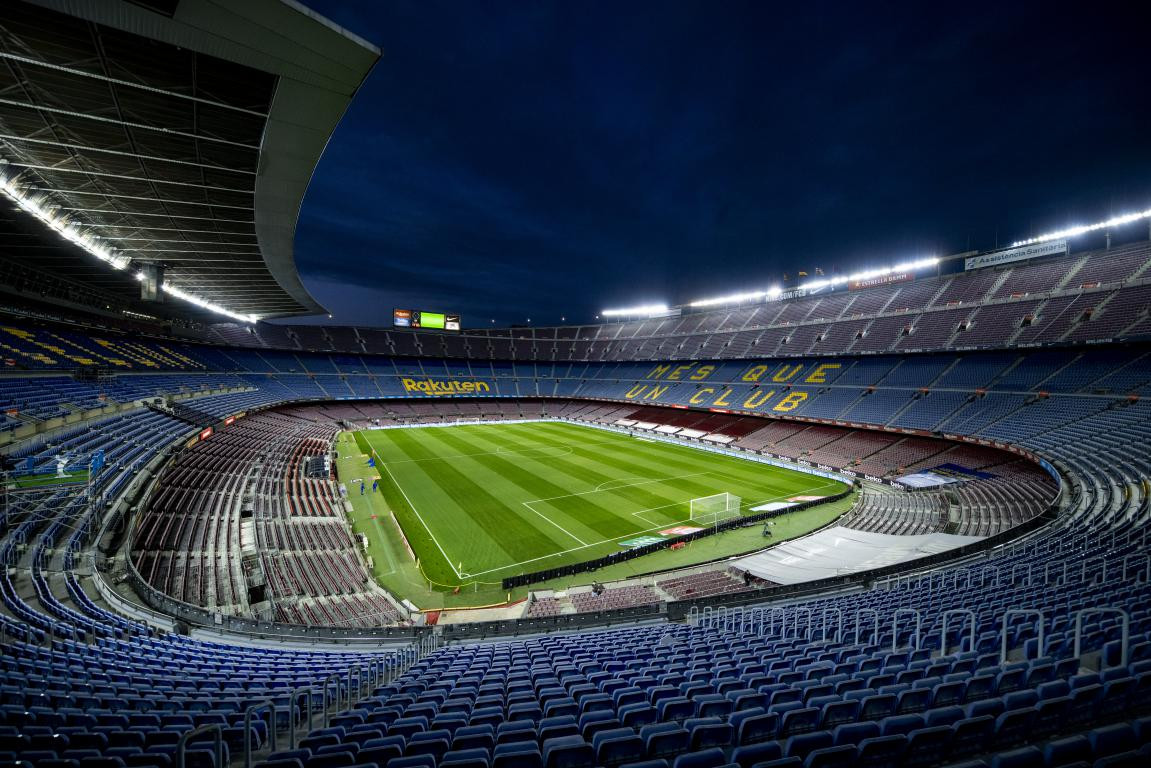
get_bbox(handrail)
[1000,609,1045,664]
[243,701,276,768]
[853,608,880,645]
[796,606,816,641]
[979,566,1000,588]
[1122,554,1149,582]
[1044,560,1068,585]
[818,607,842,643]
[892,609,921,653]
[288,686,313,750]
[1073,607,1130,669]
[177,724,222,768]
[321,673,342,728]
[940,609,976,656]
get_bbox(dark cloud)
[291,0,1151,327]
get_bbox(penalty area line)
[462,479,849,579]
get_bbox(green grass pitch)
[349,420,847,587]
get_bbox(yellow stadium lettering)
[772,363,804,382]
[644,385,669,400]
[689,387,715,404]
[645,364,671,379]
[689,364,715,381]
[743,389,775,409]
[402,378,419,392]
[712,388,733,406]
[475,381,490,392]
[772,391,808,412]
[741,364,768,382]
[803,362,841,384]
[667,364,694,380]
[625,383,648,399]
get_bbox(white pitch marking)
[461,480,846,579]
[377,460,462,579]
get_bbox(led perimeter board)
[393,309,461,331]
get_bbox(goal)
[689,492,742,526]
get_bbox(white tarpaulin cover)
[896,471,960,488]
[735,526,982,585]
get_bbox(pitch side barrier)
[501,489,852,589]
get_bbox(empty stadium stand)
[4,252,1151,768]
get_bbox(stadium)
[1,2,1149,768]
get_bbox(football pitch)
[349,421,847,587]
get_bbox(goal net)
[689,492,742,526]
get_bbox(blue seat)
[305,751,356,768]
[671,748,727,768]
[492,743,543,768]
[577,710,618,738]
[859,695,896,721]
[896,689,931,714]
[930,682,966,708]
[688,722,732,750]
[730,741,782,768]
[658,698,695,722]
[832,722,879,747]
[803,745,855,768]
[903,727,951,768]
[441,748,491,768]
[1032,696,1070,737]
[989,746,1043,768]
[1043,735,1092,768]
[620,705,658,729]
[357,743,403,767]
[992,708,1035,750]
[541,735,593,768]
[779,708,820,738]
[1089,724,1137,758]
[735,712,778,745]
[644,724,690,760]
[854,735,905,768]
[950,716,995,759]
[405,735,450,760]
[878,714,923,737]
[923,706,965,728]
[819,701,858,729]
[785,731,834,760]
[595,733,644,768]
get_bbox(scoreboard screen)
[394,309,461,332]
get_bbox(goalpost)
[689,492,742,527]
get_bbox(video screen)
[394,309,461,332]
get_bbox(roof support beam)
[33,189,254,210]
[5,162,254,194]
[0,96,260,149]
[0,133,256,175]
[0,50,269,117]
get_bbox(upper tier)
[201,239,1151,360]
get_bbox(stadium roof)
[0,0,380,320]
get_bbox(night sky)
[291,1,1151,328]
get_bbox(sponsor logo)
[660,526,704,536]
[964,239,1067,271]
[849,272,913,290]
[401,378,492,396]
[619,535,665,548]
